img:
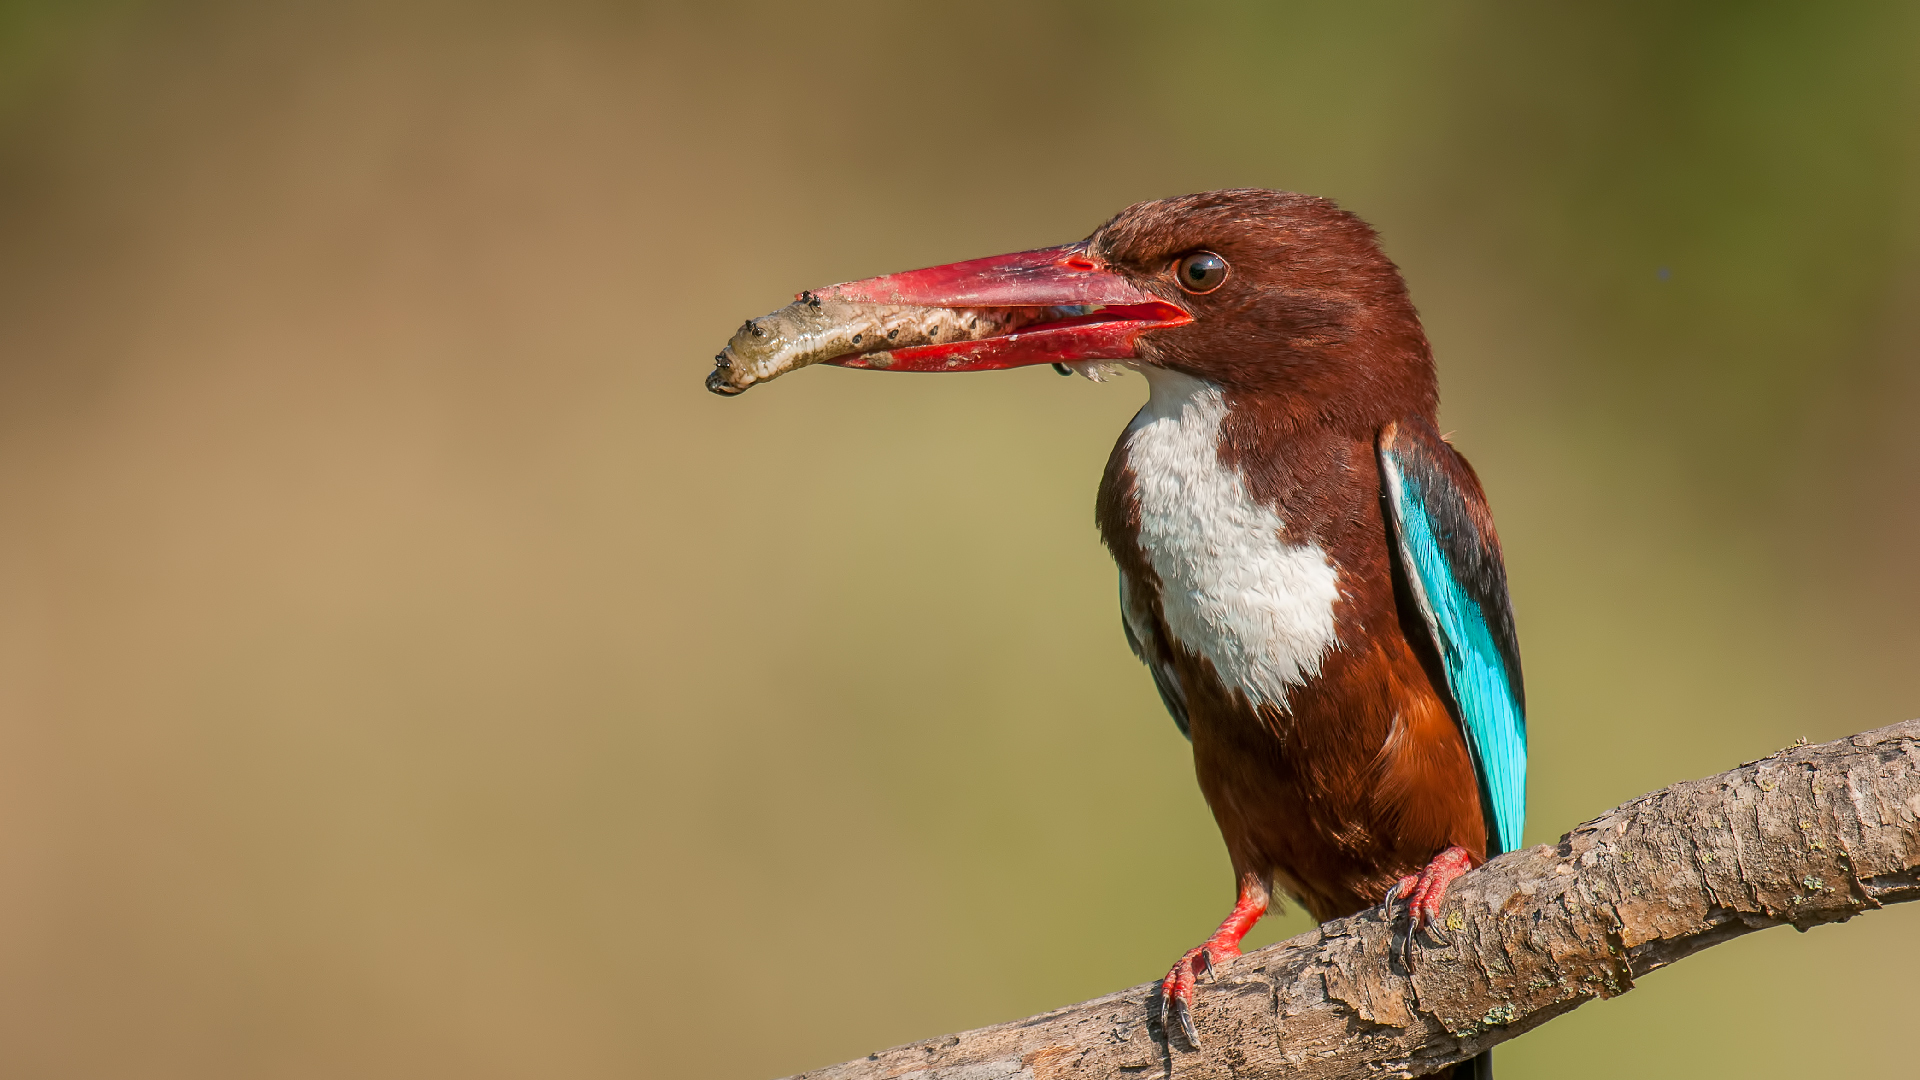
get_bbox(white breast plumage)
[1120,369,1342,712]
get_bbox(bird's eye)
[1174,251,1229,294]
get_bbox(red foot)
[1385,845,1476,950]
[1159,882,1266,1048]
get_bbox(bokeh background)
[0,1,1915,1077]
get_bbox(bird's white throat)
[1120,369,1342,711]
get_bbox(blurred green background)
[0,1,1915,1077]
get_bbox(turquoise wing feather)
[1380,423,1527,856]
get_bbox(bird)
[711,189,1527,1080]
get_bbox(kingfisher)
[709,189,1527,1080]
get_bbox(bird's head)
[709,189,1436,424]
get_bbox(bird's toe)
[1388,846,1476,960]
[1159,942,1230,1048]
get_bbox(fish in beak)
[706,242,1191,396]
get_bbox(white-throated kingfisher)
[708,190,1527,1080]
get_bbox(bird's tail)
[1441,1049,1494,1079]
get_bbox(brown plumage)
[1098,426,1485,923]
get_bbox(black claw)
[1398,908,1422,968]
[1172,1000,1200,1047]
[1052,362,1073,376]
[1398,911,1451,969]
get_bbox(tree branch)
[785,720,1920,1080]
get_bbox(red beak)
[813,243,1190,373]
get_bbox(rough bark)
[787,720,1920,1080]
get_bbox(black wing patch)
[1119,575,1190,739]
